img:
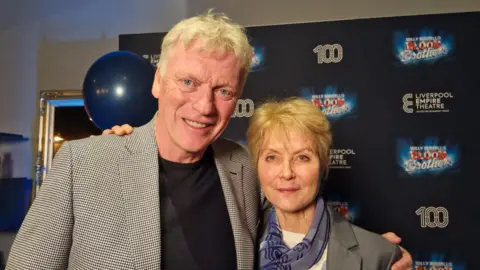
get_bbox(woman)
[246,97,401,269]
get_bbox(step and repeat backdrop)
[120,12,480,270]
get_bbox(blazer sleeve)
[385,245,403,269]
[6,142,74,270]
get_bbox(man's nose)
[192,85,215,115]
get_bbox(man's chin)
[182,141,211,154]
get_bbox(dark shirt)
[159,147,237,270]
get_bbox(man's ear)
[152,68,162,98]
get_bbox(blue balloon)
[83,51,157,130]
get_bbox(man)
[7,10,412,270]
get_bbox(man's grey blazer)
[326,207,402,269]
[6,119,261,270]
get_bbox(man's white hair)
[157,9,253,82]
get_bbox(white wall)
[38,0,188,91]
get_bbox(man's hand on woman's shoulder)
[102,124,134,136]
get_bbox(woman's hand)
[382,232,412,270]
[102,124,134,136]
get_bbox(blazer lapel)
[213,142,254,270]
[119,120,161,269]
[326,207,361,270]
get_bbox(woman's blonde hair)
[246,97,332,175]
[158,9,253,83]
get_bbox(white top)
[282,230,328,270]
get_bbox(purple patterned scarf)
[259,197,330,270]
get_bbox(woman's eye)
[265,155,276,161]
[298,155,310,161]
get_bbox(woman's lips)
[277,188,299,194]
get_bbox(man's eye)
[215,88,235,100]
[215,88,233,98]
[183,79,193,86]
[219,89,231,95]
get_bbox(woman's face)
[257,130,321,214]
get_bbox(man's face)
[152,40,243,161]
